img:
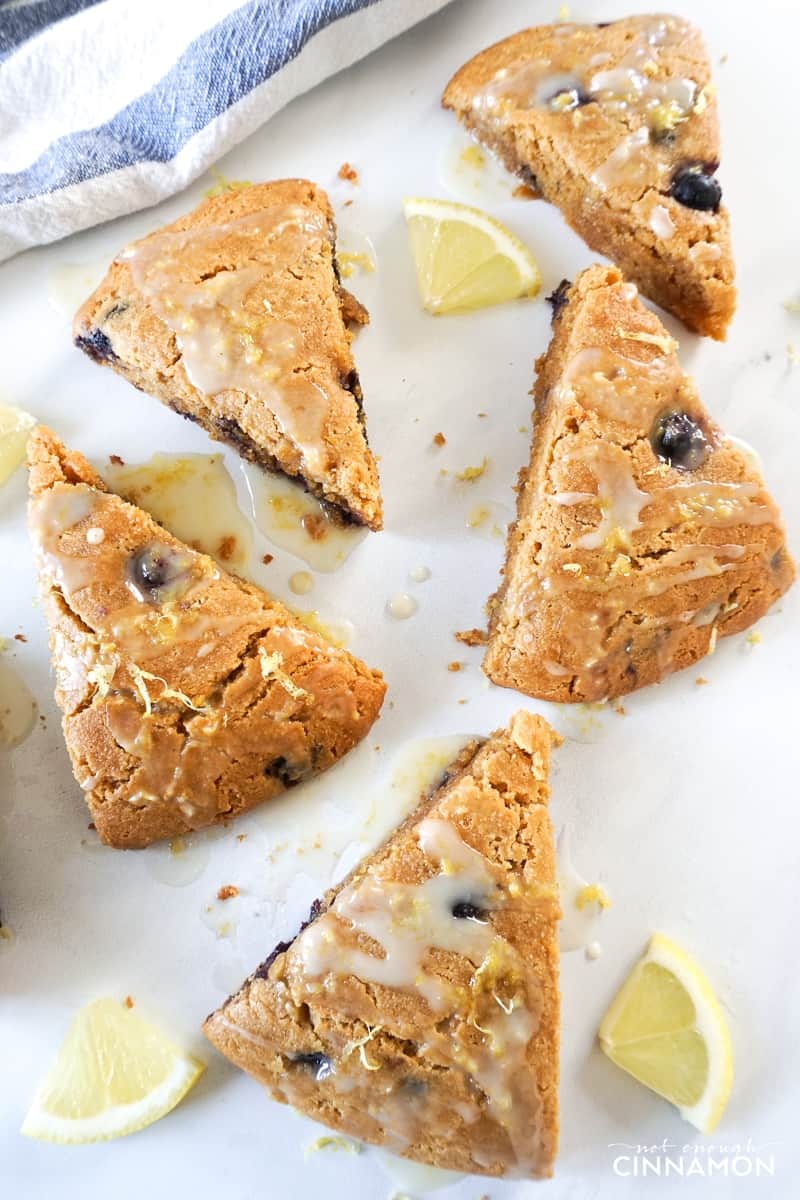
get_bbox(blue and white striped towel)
[0,0,454,262]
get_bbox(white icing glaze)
[123,206,335,475]
[649,202,677,239]
[294,814,543,1172]
[557,444,652,551]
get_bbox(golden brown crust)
[443,16,736,339]
[204,711,560,1179]
[73,180,382,529]
[483,266,795,702]
[28,426,386,848]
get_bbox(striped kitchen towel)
[0,0,454,262]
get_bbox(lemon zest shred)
[455,457,489,482]
[575,883,612,912]
[304,1135,362,1159]
[128,664,206,714]
[258,647,308,701]
[343,1024,382,1071]
[615,326,678,354]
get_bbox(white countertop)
[2,1,799,1197]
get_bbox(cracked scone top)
[27,427,386,849]
[443,14,735,339]
[73,180,382,529]
[204,712,560,1179]
[483,266,795,703]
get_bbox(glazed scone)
[28,427,386,849]
[443,15,735,339]
[483,266,795,703]
[204,711,560,1179]
[73,180,382,529]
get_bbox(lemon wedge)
[0,401,35,487]
[599,933,733,1133]
[403,197,541,314]
[21,998,204,1143]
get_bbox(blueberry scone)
[27,427,386,848]
[443,15,735,339]
[73,180,382,528]
[483,266,795,702]
[204,711,560,1179]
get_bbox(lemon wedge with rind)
[403,197,541,314]
[21,998,204,1143]
[599,933,733,1134]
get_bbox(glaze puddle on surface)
[385,592,417,620]
[47,260,109,319]
[465,499,512,540]
[240,461,366,572]
[556,828,611,952]
[295,611,355,649]
[0,654,37,747]
[0,402,36,488]
[439,133,519,204]
[144,835,213,887]
[329,735,475,888]
[104,452,253,570]
[376,1149,464,1193]
[200,892,242,941]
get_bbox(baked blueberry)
[669,164,722,212]
[264,755,309,788]
[545,82,590,111]
[546,279,572,320]
[75,328,117,364]
[292,1051,333,1081]
[127,542,193,603]
[452,900,489,922]
[651,410,709,470]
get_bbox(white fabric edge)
[0,0,455,262]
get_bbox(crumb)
[455,627,488,647]
[432,432,446,447]
[343,199,353,208]
[477,412,488,418]
[301,513,327,541]
[109,454,124,466]
[0,926,11,941]
[337,162,358,183]
[217,885,239,901]
[614,703,626,716]
[557,4,570,20]
[236,833,247,843]
[695,676,709,686]
[783,296,800,313]
[457,698,468,705]
[746,630,761,646]
[14,633,27,642]
[788,342,800,366]
[87,822,96,831]
[124,995,134,1008]
[262,553,274,565]
[373,744,381,752]
[718,52,728,64]
[447,661,463,672]
[455,457,489,482]
[518,425,528,434]
[513,183,538,200]
[216,535,237,561]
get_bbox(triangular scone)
[443,15,735,339]
[28,427,386,849]
[73,180,382,529]
[483,266,795,703]
[204,711,560,1179]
